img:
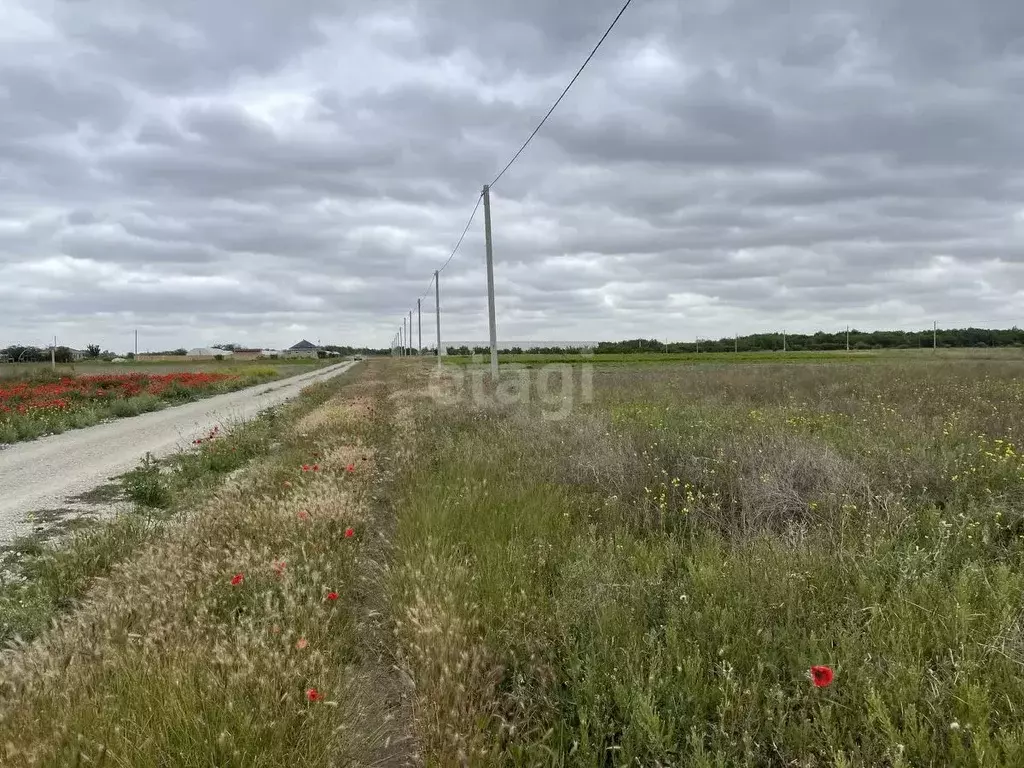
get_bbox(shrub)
[122,453,172,508]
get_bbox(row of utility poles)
[382,192,942,370]
[391,185,499,375]
[391,270,443,365]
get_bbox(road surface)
[0,360,358,541]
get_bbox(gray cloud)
[3,0,1024,353]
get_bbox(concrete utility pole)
[734,334,738,353]
[696,337,700,353]
[482,184,498,379]
[408,310,413,356]
[417,298,422,355]
[51,335,56,369]
[783,330,787,352]
[434,270,442,367]
[400,322,405,357]
[134,329,138,357]
[846,325,850,352]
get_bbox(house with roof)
[283,339,322,358]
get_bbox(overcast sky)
[2,0,1023,352]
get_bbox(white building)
[186,347,234,358]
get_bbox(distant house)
[69,348,88,362]
[284,340,321,358]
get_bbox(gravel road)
[0,360,358,543]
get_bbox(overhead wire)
[438,192,484,274]
[394,0,636,343]
[488,0,636,188]
[420,0,633,282]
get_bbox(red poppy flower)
[326,591,338,601]
[306,688,322,702]
[344,527,354,538]
[194,438,202,445]
[230,573,244,586]
[297,510,310,521]
[273,561,286,576]
[302,464,310,472]
[346,463,355,473]
[295,637,308,650]
[810,665,834,688]
[312,464,319,472]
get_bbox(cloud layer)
[2,0,1023,351]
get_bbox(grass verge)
[0,366,348,648]
[0,361,417,766]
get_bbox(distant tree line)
[6,328,1022,364]
[2,345,91,363]
[441,327,1024,356]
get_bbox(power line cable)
[489,0,636,188]
[390,0,635,345]
[438,192,484,274]
[417,275,435,303]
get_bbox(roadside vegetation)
[0,363,416,766]
[0,363,316,444]
[0,369,349,647]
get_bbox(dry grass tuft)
[292,395,376,435]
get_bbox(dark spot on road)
[70,483,124,505]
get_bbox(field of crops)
[0,367,280,443]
